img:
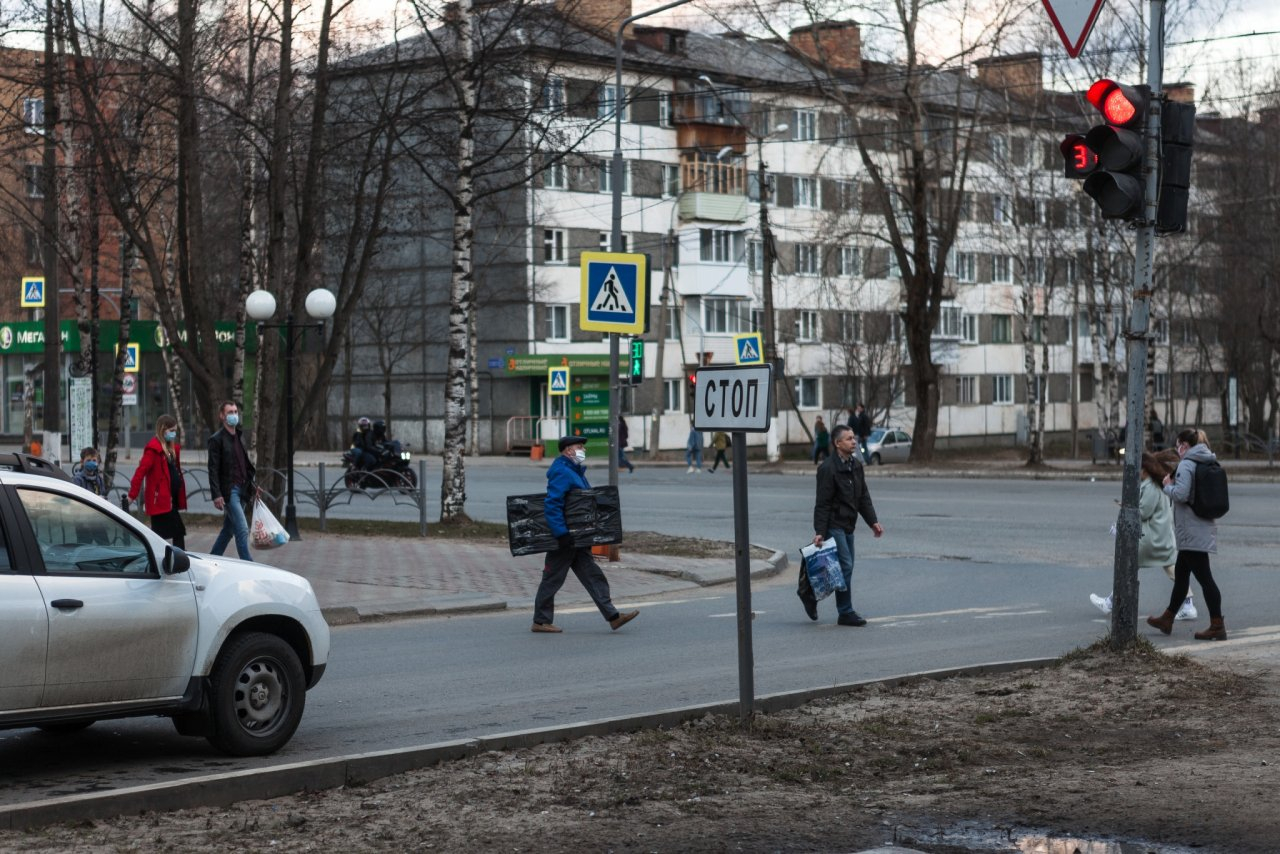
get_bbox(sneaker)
[1175,598,1198,621]
[609,610,639,631]
[686,466,695,474]
[837,611,868,627]
[1089,593,1112,614]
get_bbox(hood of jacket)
[1183,443,1216,464]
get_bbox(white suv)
[0,464,329,756]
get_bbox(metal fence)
[97,460,430,536]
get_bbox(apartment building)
[333,0,1230,455]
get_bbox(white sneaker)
[1089,593,1112,614]
[1175,598,1198,621]
[686,466,695,473]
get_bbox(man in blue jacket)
[532,436,639,634]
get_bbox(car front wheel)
[207,632,306,756]
[870,453,881,465]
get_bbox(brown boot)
[1194,617,1228,641]
[1146,610,1175,635]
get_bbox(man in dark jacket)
[208,400,257,561]
[531,436,639,634]
[849,403,872,461]
[806,424,884,625]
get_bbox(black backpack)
[1189,460,1229,520]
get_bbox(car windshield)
[868,429,888,443]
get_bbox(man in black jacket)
[208,400,257,560]
[806,424,884,625]
[849,402,872,461]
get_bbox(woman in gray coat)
[1146,429,1227,640]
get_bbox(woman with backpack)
[1147,429,1227,641]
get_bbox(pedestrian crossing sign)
[20,277,44,308]
[580,251,648,334]
[117,342,141,373]
[734,333,764,364]
[548,366,570,396]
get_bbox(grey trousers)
[534,545,618,625]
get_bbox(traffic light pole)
[1110,0,1164,649]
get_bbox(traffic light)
[1062,79,1150,222]
[627,337,645,385]
[1157,100,1196,234]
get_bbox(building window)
[955,375,977,404]
[837,246,860,277]
[991,314,1012,343]
[936,305,962,339]
[663,378,683,412]
[794,377,820,408]
[795,176,819,208]
[1151,317,1168,343]
[962,313,978,344]
[704,298,748,334]
[541,77,565,112]
[25,165,44,199]
[953,251,976,282]
[661,164,679,198]
[23,97,45,134]
[791,109,817,141]
[598,84,629,121]
[992,254,1013,283]
[1034,198,1049,225]
[658,92,673,127]
[835,179,856,209]
[598,232,630,252]
[599,160,631,195]
[1064,257,1077,285]
[542,228,566,264]
[700,229,744,264]
[1154,372,1169,399]
[1027,256,1046,284]
[990,134,1008,161]
[665,306,680,340]
[748,239,763,272]
[1181,373,1199,397]
[795,310,819,342]
[751,308,766,333]
[544,159,566,189]
[958,192,974,221]
[993,374,1014,404]
[839,311,861,343]
[993,194,1011,224]
[544,304,569,341]
[794,243,819,276]
[24,229,41,265]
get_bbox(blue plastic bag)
[799,541,846,601]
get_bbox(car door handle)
[50,599,84,610]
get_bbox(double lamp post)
[245,287,336,540]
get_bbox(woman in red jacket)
[128,414,188,549]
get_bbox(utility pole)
[757,139,780,462]
[1110,0,1164,648]
[41,0,62,447]
[649,228,674,459]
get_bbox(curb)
[0,657,1056,831]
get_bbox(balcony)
[678,156,748,223]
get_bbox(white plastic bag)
[251,497,290,549]
[799,540,846,600]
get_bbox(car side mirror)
[164,546,191,575]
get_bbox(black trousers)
[534,545,619,625]
[1166,550,1222,618]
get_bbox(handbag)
[799,540,846,601]
[251,497,290,549]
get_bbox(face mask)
[164,430,177,442]
[572,448,587,464]
[84,461,98,472]
[226,413,240,428]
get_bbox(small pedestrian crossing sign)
[118,342,141,373]
[734,333,764,364]
[580,251,648,334]
[548,366,570,396]
[21,277,44,308]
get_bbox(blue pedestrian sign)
[119,342,141,373]
[734,333,764,365]
[548,366,570,396]
[579,252,648,335]
[20,277,44,308]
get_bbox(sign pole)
[731,430,753,721]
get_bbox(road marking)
[1165,625,1280,654]
[555,596,725,615]
[973,610,1051,619]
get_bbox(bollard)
[318,462,327,533]
[419,459,428,537]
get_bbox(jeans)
[211,484,252,561]
[618,447,634,472]
[685,445,703,468]
[826,528,857,616]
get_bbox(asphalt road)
[1,468,1276,805]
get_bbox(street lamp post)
[246,287,336,540]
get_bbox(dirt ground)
[4,639,1277,853]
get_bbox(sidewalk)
[183,528,787,625]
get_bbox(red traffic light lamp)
[1070,80,1151,221]
[1086,79,1148,129]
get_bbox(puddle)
[895,821,1202,853]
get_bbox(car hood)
[184,551,321,608]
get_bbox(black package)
[506,486,623,556]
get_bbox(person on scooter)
[371,419,404,467]
[350,417,377,471]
